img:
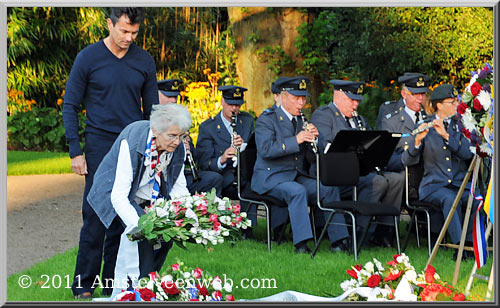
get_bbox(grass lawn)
[7,151,72,175]
[6,221,492,302]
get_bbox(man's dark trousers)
[72,131,124,296]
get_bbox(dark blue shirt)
[62,40,158,158]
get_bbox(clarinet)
[402,113,458,137]
[419,104,428,123]
[186,150,200,182]
[231,111,239,186]
[299,110,318,154]
[352,110,366,131]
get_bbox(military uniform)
[311,80,404,245]
[375,98,404,130]
[196,86,257,225]
[252,77,349,249]
[402,84,479,245]
[157,79,224,196]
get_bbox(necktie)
[415,111,421,123]
[291,117,297,134]
[346,117,354,128]
[444,120,449,131]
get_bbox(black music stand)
[328,130,400,175]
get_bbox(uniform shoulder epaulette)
[384,108,400,119]
[261,108,275,115]
[384,100,397,105]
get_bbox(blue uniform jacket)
[252,107,324,194]
[401,116,473,200]
[196,111,254,175]
[375,98,404,130]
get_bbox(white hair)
[150,104,192,134]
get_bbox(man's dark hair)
[109,7,145,25]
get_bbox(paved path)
[7,174,84,276]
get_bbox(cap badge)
[357,85,363,94]
[171,81,179,90]
[299,79,307,90]
[233,88,242,98]
[416,77,425,87]
[452,88,458,96]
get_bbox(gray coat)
[87,120,185,228]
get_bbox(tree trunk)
[228,8,308,116]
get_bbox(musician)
[311,79,404,248]
[87,104,192,298]
[402,84,477,260]
[157,79,223,196]
[252,76,350,254]
[196,85,256,239]
[377,73,432,172]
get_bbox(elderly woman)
[87,103,192,296]
[402,84,478,260]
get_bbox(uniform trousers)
[266,175,349,245]
[423,185,479,244]
[72,131,124,296]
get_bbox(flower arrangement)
[340,253,468,301]
[113,260,235,302]
[127,188,251,249]
[457,63,494,157]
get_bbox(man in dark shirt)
[62,7,158,299]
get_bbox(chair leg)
[264,204,271,252]
[394,216,401,254]
[346,211,358,262]
[415,215,420,247]
[402,211,416,252]
[357,217,373,255]
[424,210,432,257]
[311,212,334,258]
[310,206,317,244]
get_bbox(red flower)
[148,272,158,281]
[420,283,452,301]
[346,269,358,279]
[161,281,180,295]
[174,205,186,216]
[232,204,241,215]
[196,204,208,215]
[366,274,381,287]
[470,82,482,96]
[174,219,184,227]
[212,291,222,300]
[353,264,362,271]
[457,102,469,115]
[386,260,397,266]
[213,221,221,231]
[425,264,436,283]
[138,288,156,301]
[171,263,180,271]
[234,216,242,223]
[193,267,203,279]
[473,98,483,111]
[392,254,401,260]
[226,294,235,301]
[425,264,436,275]
[117,292,136,301]
[190,299,199,301]
[452,293,465,301]
[384,270,402,282]
[196,284,209,296]
[209,213,218,223]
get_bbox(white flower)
[404,270,417,283]
[190,227,198,234]
[480,143,493,156]
[161,274,173,283]
[201,230,209,239]
[223,282,232,293]
[212,279,222,291]
[478,90,492,111]
[222,230,230,236]
[208,230,215,236]
[202,239,208,245]
[462,108,478,131]
[211,239,218,245]
[240,212,247,218]
[183,272,191,279]
[195,237,202,244]
[155,207,169,218]
[147,280,155,290]
[365,261,374,273]
[218,237,224,244]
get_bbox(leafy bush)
[7,106,86,152]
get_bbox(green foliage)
[7,106,86,152]
[256,45,293,75]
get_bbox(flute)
[401,113,457,137]
[230,111,239,186]
[352,110,366,131]
[299,110,318,154]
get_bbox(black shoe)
[294,241,311,254]
[453,249,475,261]
[241,228,255,240]
[74,292,92,300]
[330,237,351,253]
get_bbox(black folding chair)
[235,134,289,252]
[311,151,401,261]
[402,163,443,256]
